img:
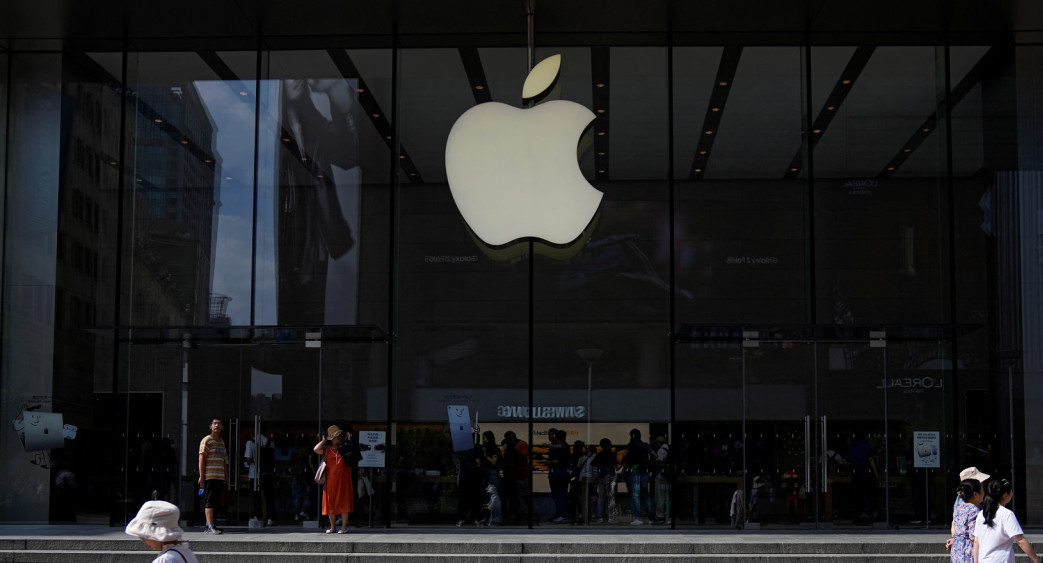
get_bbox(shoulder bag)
[314,457,327,484]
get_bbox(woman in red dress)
[313,425,354,533]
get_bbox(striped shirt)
[198,436,227,481]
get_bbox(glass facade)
[1,3,1042,530]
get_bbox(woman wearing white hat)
[125,500,199,562]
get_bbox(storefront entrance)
[675,326,954,529]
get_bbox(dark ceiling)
[0,0,1039,51]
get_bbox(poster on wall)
[913,431,940,468]
[447,405,474,452]
[357,430,385,468]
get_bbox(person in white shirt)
[973,478,1040,563]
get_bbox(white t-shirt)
[974,505,1024,563]
[152,544,199,563]
[243,435,268,480]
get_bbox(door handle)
[804,415,811,494]
[820,416,828,493]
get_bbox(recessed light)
[239,91,248,96]
[371,113,380,118]
[385,136,392,140]
[718,81,728,86]
[694,168,702,173]
[841,79,852,85]
[597,151,606,156]
[596,109,606,114]
[922,128,930,132]
[316,174,324,178]
[598,169,606,173]
[827,106,836,111]
[409,173,416,177]
[711,107,720,112]
[225,176,232,181]
[282,137,291,142]
[358,88,366,93]
[597,131,606,136]
[204,159,213,163]
[109,161,117,166]
[475,85,485,90]
[704,130,713,135]
[903,148,912,153]
[698,150,707,155]
[136,177,143,183]
[399,155,406,159]
[154,118,163,123]
[813,129,822,134]
[790,168,799,172]
[301,157,308,161]
[181,140,188,144]
[596,83,605,88]
[887,166,895,171]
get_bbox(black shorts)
[203,479,225,509]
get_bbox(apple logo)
[445,54,603,246]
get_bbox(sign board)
[447,405,475,452]
[913,431,940,468]
[357,430,385,468]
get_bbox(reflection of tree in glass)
[277,79,358,325]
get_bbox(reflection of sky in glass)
[193,80,278,326]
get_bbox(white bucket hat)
[125,501,184,542]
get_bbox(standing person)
[197,417,227,535]
[651,435,670,524]
[480,431,502,490]
[314,425,354,533]
[591,438,617,524]
[546,429,571,524]
[948,478,983,563]
[501,431,530,523]
[623,428,655,525]
[455,443,483,526]
[125,500,199,563]
[568,440,593,523]
[243,431,273,527]
[973,478,1040,563]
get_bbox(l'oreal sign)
[876,376,944,393]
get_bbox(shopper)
[623,428,654,525]
[973,478,1040,563]
[125,500,199,563]
[314,425,354,533]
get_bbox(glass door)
[182,330,322,528]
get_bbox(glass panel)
[817,341,886,527]
[257,49,391,327]
[122,51,253,326]
[743,340,813,528]
[0,53,64,523]
[675,336,745,528]
[673,46,807,325]
[811,46,947,325]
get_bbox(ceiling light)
[385,136,392,140]
[153,118,163,123]
[887,166,895,171]
[711,107,720,112]
[181,140,188,144]
[704,130,713,135]
[597,132,606,136]
[598,169,606,174]
[827,106,836,111]
[371,113,381,118]
[694,168,702,173]
[596,83,605,88]
[790,168,799,172]
[841,79,852,85]
[204,159,213,163]
[475,85,485,90]
[922,128,930,132]
[109,161,117,166]
[136,177,142,183]
[316,174,324,178]
[597,151,606,156]
[596,109,606,114]
[718,81,728,86]
[698,150,707,155]
[239,91,248,96]
[813,129,822,134]
[358,88,366,93]
[225,176,232,181]
[903,148,912,152]
[399,155,406,159]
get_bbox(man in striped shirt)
[198,418,227,534]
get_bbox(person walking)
[197,417,227,535]
[125,500,199,563]
[314,425,354,533]
[948,478,982,563]
[973,478,1040,563]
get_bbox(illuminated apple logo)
[445,54,603,246]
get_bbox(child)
[125,500,200,563]
[482,484,502,526]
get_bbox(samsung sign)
[496,405,586,419]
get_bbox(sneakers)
[203,524,223,534]
[550,516,570,524]
[630,519,644,525]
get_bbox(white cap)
[125,501,183,542]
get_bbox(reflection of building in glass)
[131,84,220,326]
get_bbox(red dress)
[321,447,354,515]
